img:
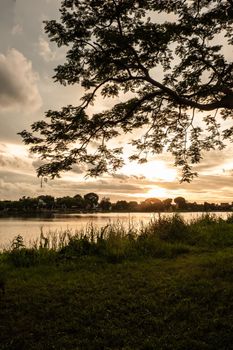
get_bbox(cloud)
[0,176,40,201]
[0,154,28,169]
[1,161,233,203]
[194,149,233,174]
[112,173,146,181]
[11,23,23,35]
[0,48,42,112]
[31,158,45,170]
[38,36,56,62]
[145,173,233,202]
[71,164,86,175]
[0,143,36,178]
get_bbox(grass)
[1,214,233,349]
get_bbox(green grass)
[1,214,233,349]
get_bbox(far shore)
[0,208,232,219]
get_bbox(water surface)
[0,212,231,249]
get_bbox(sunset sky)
[0,0,233,203]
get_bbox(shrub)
[225,213,233,224]
[146,214,189,242]
[11,235,25,250]
[136,234,190,258]
[8,213,233,266]
[8,248,39,267]
[58,236,94,260]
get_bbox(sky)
[0,0,233,204]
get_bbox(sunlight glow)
[146,187,168,198]
[122,160,177,182]
[130,186,170,200]
[5,143,28,158]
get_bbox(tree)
[83,192,99,210]
[37,195,55,209]
[113,200,129,211]
[73,194,85,209]
[128,201,139,211]
[140,197,163,211]
[20,0,233,182]
[19,196,38,211]
[162,198,173,210]
[174,196,187,210]
[99,197,112,211]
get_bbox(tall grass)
[2,213,233,267]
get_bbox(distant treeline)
[0,193,232,215]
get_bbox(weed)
[3,214,233,266]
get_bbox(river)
[0,212,231,249]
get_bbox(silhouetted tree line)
[0,194,232,216]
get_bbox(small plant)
[0,268,6,295]
[8,248,39,268]
[11,235,25,250]
[192,213,219,226]
[7,235,39,267]
[225,213,233,224]
[4,214,233,266]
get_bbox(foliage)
[149,214,189,242]
[2,228,233,348]
[83,192,99,210]
[174,196,187,209]
[99,197,112,211]
[8,248,39,268]
[37,195,55,209]
[19,0,233,182]
[0,194,232,215]
[2,215,233,347]
[4,214,233,267]
[11,235,25,250]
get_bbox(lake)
[0,212,231,249]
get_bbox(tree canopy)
[20,0,233,181]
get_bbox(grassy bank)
[1,214,233,349]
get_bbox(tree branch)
[144,75,233,110]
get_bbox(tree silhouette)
[84,192,99,210]
[20,0,233,181]
[163,198,173,210]
[99,197,112,211]
[73,194,84,209]
[141,197,163,211]
[174,197,187,210]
